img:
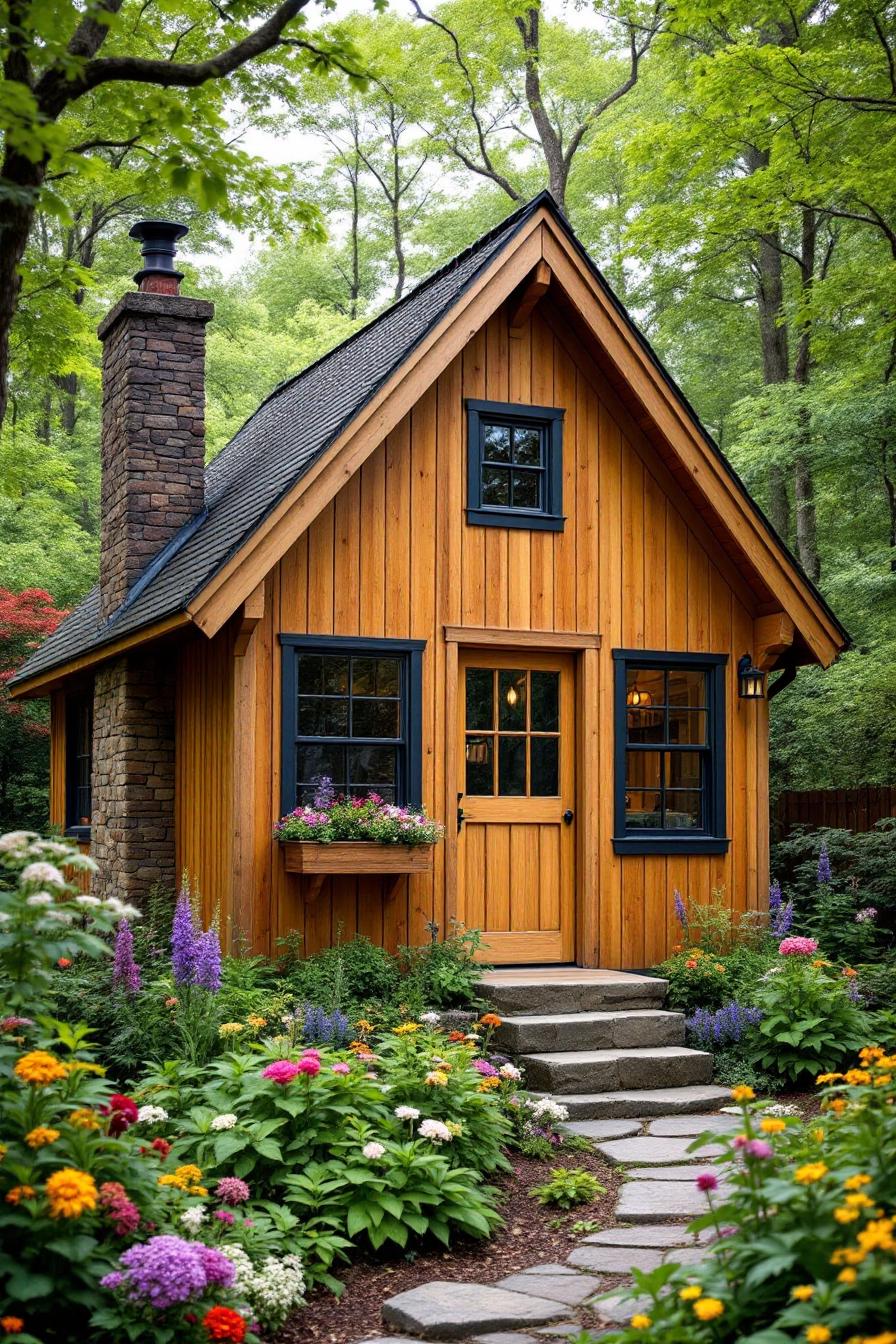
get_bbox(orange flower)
[4,1186,35,1205]
[25,1127,60,1149]
[842,967,857,978]
[69,1107,100,1129]
[13,1050,68,1086]
[447,1031,465,1042]
[685,959,698,969]
[56,957,72,969]
[1,1318,24,1335]
[479,1013,502,1028]
[45,1168,97,1219]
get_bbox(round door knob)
[562,809,574,825]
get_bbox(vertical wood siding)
[183,297,768,967]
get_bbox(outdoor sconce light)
[738,653,766,700]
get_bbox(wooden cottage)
[11,196,848,969]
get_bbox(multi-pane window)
[466,399,564,531]
[464,666,561,797]
[613,651,728,854]
[65,692,93,835]
[280,637,424,811]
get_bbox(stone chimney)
[96,220,213,621]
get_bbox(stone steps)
[520,1044,714,1096]
[495,1009,685,1054]
[530,1083,731,1120]
[479,970,667,1017]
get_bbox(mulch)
[276,1146,622,1344]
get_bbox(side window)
[66,691,93,836]
[466,399,564,531]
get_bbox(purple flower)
[673,889,688,928]
[216,1176,250,1206]
[770,886,794,939]
[312,775,336,810]
[473,1058,499,1076]
[855,907,877,923]
[117,1235,209,1309]
[112,919,141,996]
[213,1209,235,1225]
[194,926,221,993]
[686,1001,762,1050]
[303,1004,350,1046]
[847,977,861,1003]
[768,879,782,916]
[171,886,199,986]
[194,1244,235,1288]
[744,1139,773,1159]
[100,1271,124,1290]
[817,841,832,885]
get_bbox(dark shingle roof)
[13,194,543,686]
[13,190,848,687]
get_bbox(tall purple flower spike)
[171,886,199,986]
[673,889,688,928]
[817,841,832,885]
[112,919,141,995]
[194,926,222,993]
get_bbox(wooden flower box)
[280,840,434,901]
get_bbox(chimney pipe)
[129,219,189,295]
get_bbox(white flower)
[221,1248,305,1333]
[0,912,9,925]
[136,1105,168,1124]
[180,1205,206,1233]
[210,1113,238,1131]
[362,1141,386,1160]
[26,893,54,907]
[34,841,74,858]
[760,1101,801,1118]
[394,1105,420,1121]
[21,861,65,888]
[75,894,101,907]
[420,1011,441,1026]
[418,1118,453,1144]
[499,1063,521,1081]
[0,830,37,851]
[526,1097,569,1123]
[103,897,141,920]
[45,909,72,924]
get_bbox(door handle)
[562,809,574,825]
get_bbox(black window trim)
[465,397,565,532]
[612,649,729,856]
[279,635,425,817]
[65,689,93,841]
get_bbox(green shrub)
[529,1167,605,1209]
[748,947,869,1083]
[399,919,490,1008]
[280,932,400,1015]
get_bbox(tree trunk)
[792,205,820,581]
[754,228,791,542]
[0,151,42,431]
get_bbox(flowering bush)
[601,1056,896,1342]
[275,783,444,846]
[685,1000,763,1050]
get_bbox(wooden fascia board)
[509,260,551,334]
[540,228,845,667]
[189,215,552,638]
[8,612,191,699]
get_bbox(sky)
[182,0,601,276]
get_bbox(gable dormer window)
[466,400,564,531]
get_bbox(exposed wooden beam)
[509,260,551,336]
[754,611,795,670]
[233,581,266,657]
[443,625,600,650]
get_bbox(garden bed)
[277,1146,621,1344]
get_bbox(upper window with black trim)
[280,636,424,813]
[66,691,93,838]
[466,399,564,531]
[613,651,728,855]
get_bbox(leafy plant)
[280,930,400,1015]
[772,822,896,955]
[529,1167,605,1209]
[399,919,490,1009]
[274,784,444,846]
[748,947,869,1083]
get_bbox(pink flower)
[778,936,819,956]
[331,1062,351,1075]
[213,1209,235,1225]
[696,1172,719,1192]
[216,1177,250,1206]
[744,1139,773,1159]
[261,1060,303,1085]
[301,1048,321,1059]
[296,1056,320,1077]
[732,1134,749,1149]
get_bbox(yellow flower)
[792,1286,815,1301]
[393,1022,421,1035]
[356,1019,374,1033]
[837,1267,857,1283]
[25,1127,60,1149]
[874,1073,893,1086]
[5,1185,35,1205]
[760,1117,787,1134]
[812,1127,825,1142]
[425,1070,448,1086]
[478,1076,501,1092]
[158,1163,203,1191]
[45,1168,97,1219]
[66,1060,105,1075]
[844,1069,872,1085]
[692,1298,725,1322]
[68,1107,100,1129]
[0,1144,6,1162]
[246,1015,267,1029]
[13,1050,68,1086]
[679,1285,702,1300]
[845,1193,874,1209]
[857,1217,896,1252]
[816,1072,843,1084]
[805,1329,831,1344]
[630,1315,652,1330]
[834,1206,859,1223]
[794,1162,828,1185]
[446,1121,462,1136]
[844,1174,872,1190]
[730,1085,754,1102]
[218,1022,244,1037]
[860,1047,884,1062]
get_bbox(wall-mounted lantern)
[737,653,766,700]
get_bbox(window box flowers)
[275,787,443,886]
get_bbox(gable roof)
[12,192,848,693]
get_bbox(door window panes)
[464,667,562,798]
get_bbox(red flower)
[203,1305,247,1341]
[101,1094,138,1136]
[56,957,72,969]
[151,1137,171,1157]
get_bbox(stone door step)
[495,1009,685,1054]
[615,1179,730,1223]
[533,1083,731,1119]
[596,1135,727,1166]
[520,1045,714,1095]
[478,970,667,1017]
[382,1282,567,1340]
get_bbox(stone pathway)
[367,1112,738,1342]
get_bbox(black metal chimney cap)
[129,219,189,284]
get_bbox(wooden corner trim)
[443,625,601,650]
[8,612,192,698]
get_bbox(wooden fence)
[773,786,896,838]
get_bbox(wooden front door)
[456,650,575,963]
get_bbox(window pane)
[665,792,702,828]
[348,745,397,794]
[498,736,526,795]
[668,668,706,708]
[483,423,511,462]
[627,709,664,744]
[297,653,323,695]
[667,750,702,789]
[498,669,527,730]
[530,736,559,796]
[297,744,346,793]
[530,671,559,732]
[352,698,400,739]
[626,667,664,709]
[626,792,662,827]
[669,707,706,744]
[482,465,511,506]
[513,426,541,465]
[511,468,540,509]
[465,735,493,794]
[626,750,661,790]
[351,656,376,696]
[298,697,348,736]
[465,668,494,730]
[374,658,400,696]
[321,655,349,695]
